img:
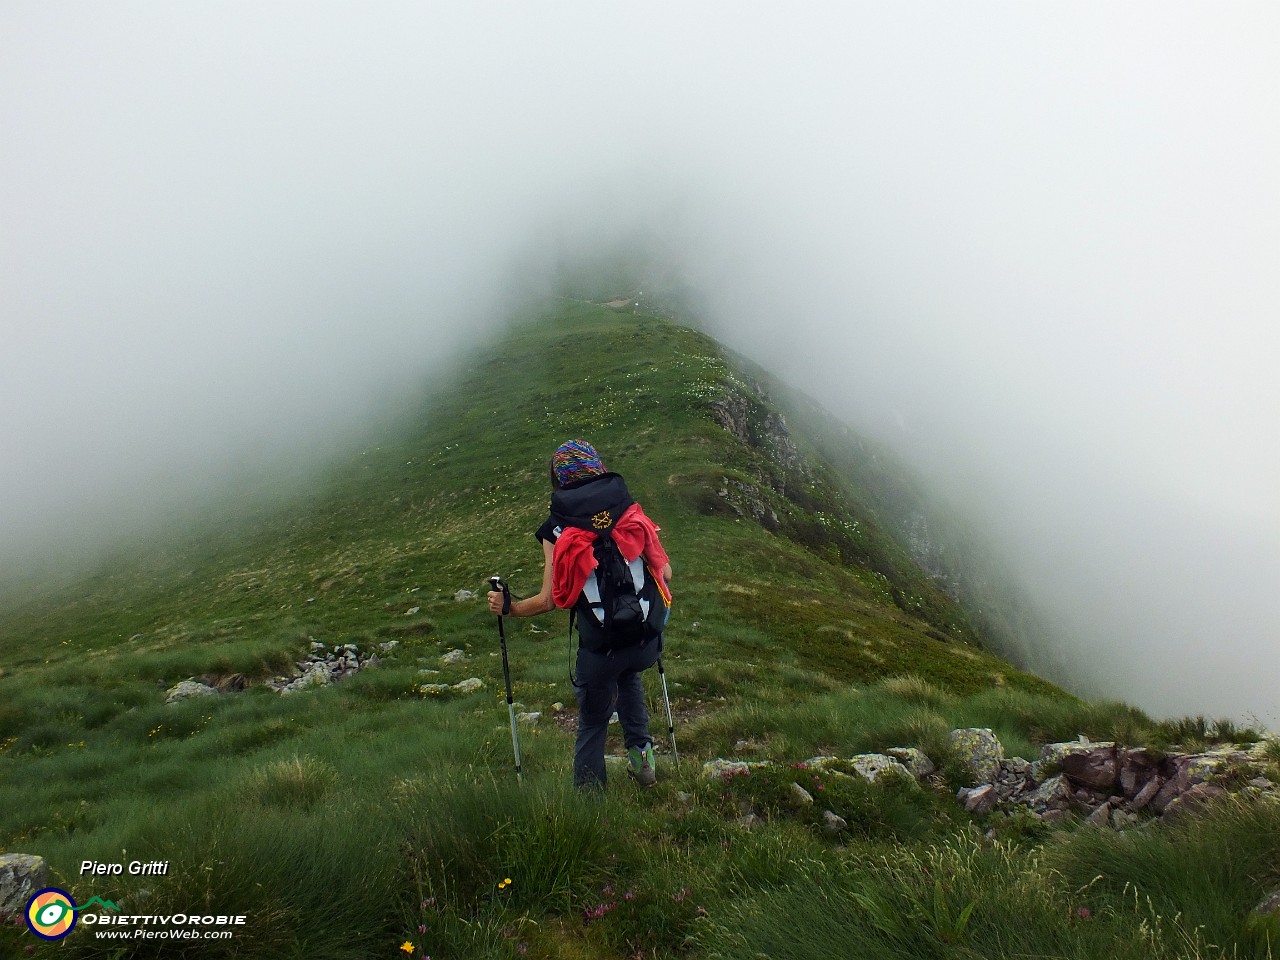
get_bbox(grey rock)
[1256,888,1280,918]
[822,810,848,835]
[440,649,467,666]
[379,640,400,652]
[790,782,815,806]
[703,759,770,779]
[887,747,937,778]
[1061,745,1119,792]
[0,854,47,914]
[516,712,541,725]
[1163,783,1227,820]
[452,677,484,694]
[418,684,451,695]
[948,728,1004,784]
[1130,775,1165,811]
[1026,774,1072,812]
[1086,802,1113,828]
[1111,809,1140,830]
[165,680,219,704]
[958,784,998,815]
[453,589,474,602]
[848,754,913,783]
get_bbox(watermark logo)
[25,888,77,941]
[25,890,120,940]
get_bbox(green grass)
[1,300,1275,959]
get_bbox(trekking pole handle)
[488,576,511,616]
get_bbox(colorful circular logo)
[26,888,78,940]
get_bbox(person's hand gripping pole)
[489,576,522,780]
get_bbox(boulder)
[822,810,848,835]
[452,678,484,694]
[949,728,1004,784]
[0,854,47,915]
[848,754,913,783]
[790,782,815,806]
[165,680,219,704]
[886,747,936,778]
[440,649,468,666]
[1061,745,1119,793]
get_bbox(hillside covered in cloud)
[2,3,1276,724]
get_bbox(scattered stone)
[790,782,815,805]
[703,759,771,779]
[452,678,485,694]
[440,649,468,666]
[406,606,421,616]
[0,854,47,914]
[516,712,541,725]
[949,728,1004,784]
[310,640,326,652]
[551,702,565,713]
[419,684,452,695]
[164,680,219,704]
[379,640,400,652]
[822,810,848,835]
[454,590,474,602]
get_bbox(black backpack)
[550,472,668,659]
[572,532,664,652]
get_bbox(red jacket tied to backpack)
[552,502,669,609]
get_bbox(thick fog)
[3,4,1276,725]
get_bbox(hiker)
[487,439,672,789]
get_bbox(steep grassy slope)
[1,302,1275,960]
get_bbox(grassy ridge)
[1,302,1276,959]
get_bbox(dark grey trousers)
[571,634,661,787]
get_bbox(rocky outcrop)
[960,734,1275,828]
[704,730,1277,832]
[265,641,392,695]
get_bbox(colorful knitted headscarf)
[552,439,605,486]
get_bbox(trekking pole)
[489,576,522,781]
[656,657,679,770]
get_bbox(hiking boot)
[627,742,657,788]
